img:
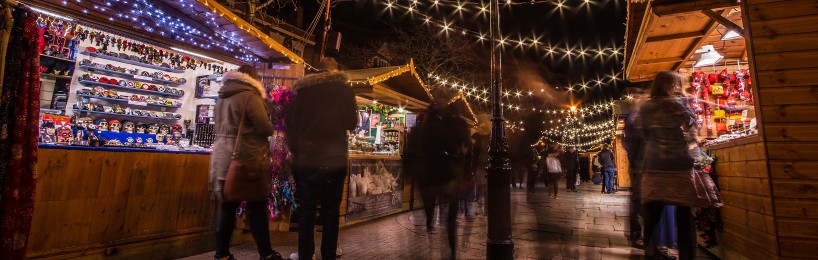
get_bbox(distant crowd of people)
[206,62,715,260]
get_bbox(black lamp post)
[485,0,514,258]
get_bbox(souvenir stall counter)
[622,1,798,259]
[339,62,433,226]
[25,0,306,258]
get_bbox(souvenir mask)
[148,124,159,134]
[57,126,73,142]
[159,124,170,135]
[114,106,124,114]
[95,119,108,131]
[79,117,92,129]
[147,138,154,143]
[124,107,132,115]
[136,124,147,134]
[126,137,135,144]
[108,120,121,132]
[122,121,135,133]
[104,106,114,113]
[156,134,165,143]
[136,137,143,143]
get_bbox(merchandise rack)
[79,65,184,85]
[79,51,186,73]
[73,109,179,121]
[40,54,75,63]
[79,80,184,97]
[76,94,182,108]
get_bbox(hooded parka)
[208,71,274,192]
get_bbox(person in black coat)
[562,147,580,192]
[285,58,358,260]
[404,89,471,259]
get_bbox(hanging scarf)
[0,8,41,258]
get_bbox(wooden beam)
[653,0,740,16]
[673,9,728,72]
[702,9,745,36]
[626,5,657,81]
[646,31,707,43]
[196,0,304,64]
[638,57,684,65]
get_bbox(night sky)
[306,0,631,103]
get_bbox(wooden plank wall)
[744,0,818,258]
[707,137,777,259]
[28,149,216,259]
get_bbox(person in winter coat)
[622,87,648,248]
[285,58,358,260]
[597,144,616,194]
[541,151,562,199]
[404,88,471,259]
[635,70,699,260]
[562,147,580,192]
[208,65,283,260]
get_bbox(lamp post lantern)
[485,0,514,258]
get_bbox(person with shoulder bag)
[208,65,284,260]
[636,71,723,260]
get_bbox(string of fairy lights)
[48,0,264,62]
[379,0,625,62]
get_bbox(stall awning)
[347,60,433,112]
[624,0,743,82]
[30,0,303,65]
[448,93,478,125]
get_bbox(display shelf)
[79,51,185,73]
[73,109,179,121]
[76,94,182,108]
[40,73,73,80]
[79,80,184,97]
[40,54,75,63]
[79,65,184,85]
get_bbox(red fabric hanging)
[0,8,40,259]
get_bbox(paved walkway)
[183,182,714,260]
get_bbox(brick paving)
[182,182,715,260]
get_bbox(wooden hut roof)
[347,60,433,112]
[624,0,743,82]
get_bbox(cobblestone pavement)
[183,182,714,260]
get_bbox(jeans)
[215,198,273,258]
[295,166,346,260]
[644,203,695,260]
[603,167,616,193]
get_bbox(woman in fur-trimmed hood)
[209,65,284,260]
[209,67,274,189]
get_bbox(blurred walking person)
[597,144,616,194]
[285,58,358,260]
[541,151,562,199]
[209,65,284,260]
[404,88,471,259]
[623,87,648,248]
[635,71,720,260]
[562,147,580,192]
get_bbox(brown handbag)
[223,95,272,202]
[641,169,723,208]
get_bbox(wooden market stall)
[625,0,818,258]
[26,0,305,258]
[341,61,433,226]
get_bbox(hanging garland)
[362,103,395,115]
